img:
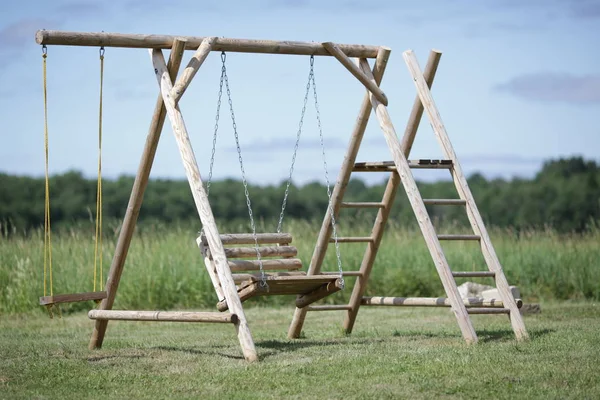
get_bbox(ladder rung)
[340,202,385,208]
[423,199,466,206]
[319,271,363,277]
[437,234,481,241]
[352,160,453,172]
[467,308,510,314]
[329,237,374,243]
[307,305,352,311]
[452,271,495,278]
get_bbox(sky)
[0,0,599,186]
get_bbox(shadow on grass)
[153,345,245,360]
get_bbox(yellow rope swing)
[40,46,108,317]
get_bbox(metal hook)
[221,51,226,63]
[42,45,47,56]
[99,46,105,57]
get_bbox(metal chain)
[311,69,344,288]
[277,55,314,233]
[206,52,226,197]
[221,52,267,288]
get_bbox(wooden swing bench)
[198,233,344,312]
[39,291,107,307]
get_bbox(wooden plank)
[437,234,480,241]
[151,48,258,362]
[452,271,495,278]
[232,271,306,284]
[323,42,388,106]
[40,291,107,306]
[340,202,385,208]
[328,237,373,243]
[319,271,362,277]
[36,30,381,58]
[353,160,453,171]
[88,310,238,323]
[308,305,352,311]
[89,39,187,351]
[295,279,344,308]
[228,258,302,271]
[467,308,510,314]
[343,50,444,335]
[217,246,297,259]
[423,199,466,206]
[200,232,293,245]
[171,37,216,103]
[403,50,528,341]
[288,47,392,339]
[358,57,478,344]
[360,296,522,308]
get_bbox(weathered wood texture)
[40,291,107,306]
[89,39,187,351]
[171,36,216,103]
[342,50,443,335]
[200,233,292,245]
[358,57,477,344]
[217,246,298,259]
[36,30,382,58]
[88,310,238,323]
[323,42,389,106]
[361,296,523,308]
[295,278,344,308]
[228,258,303,271]
[287,47,392,339]
[151,48,258,362]
[353,160,452,171]
[403,50,529,341]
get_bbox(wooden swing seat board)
[217,274,344,312]
[39,291,107,306]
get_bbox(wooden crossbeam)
[323,42,388,106]
[200,233,293,245]
[171,37,216,103]
[361,296,523,308]
[36,30,382,58]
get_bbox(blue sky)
[1,0,599,185]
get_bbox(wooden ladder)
[288,49,528,343]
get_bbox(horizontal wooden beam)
[40,291,107,306]
[228,258,303,271]
[361,296,523,308]
[200,232,292,245]
[35,30,382,58]
[323,42,389,105]
[307,305,352,311]
[218,246,298,259]
[88,310,238,323]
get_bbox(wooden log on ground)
[89,39,187,351]
[88,310,238,323]
[200,233,293,245]
[323,42,388,106]
[295,278,344,308]
[40,291,107,306]
[36,30,381,58]
[360,296,523,308]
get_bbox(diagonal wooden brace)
[171,37,217,103]
[323,42,389,106]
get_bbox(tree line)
[1,157,598,235]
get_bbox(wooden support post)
[323,42,388,106]
[295,279,344,309]
[358,57,478,344]
[287,47,392,339]
[171,37,216,103]
[89,39,187,351]
[403,50,529,341]
[150,47,258,362]
[343,50,442,334]
[197,238,225,301]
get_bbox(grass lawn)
[1,302,599,399]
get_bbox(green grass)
[1,303,599,399]
[1,220,600,315]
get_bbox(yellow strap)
[42,46,53,297]
[94,48,104,291]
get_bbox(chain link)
[311,67,344,288]
[221,52,267,288]
[277,55,314,233]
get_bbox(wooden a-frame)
[36,30,528,362]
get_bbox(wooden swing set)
[37,30,528,362]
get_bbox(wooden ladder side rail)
[150,47,258,362]
[343,50,443,334]
[89,39,187,351]
[403,50,529,341]
[287,46,392,339]
[359,58,478,344]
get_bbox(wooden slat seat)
[39,291,107,306]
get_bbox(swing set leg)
[89,39,187,350]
